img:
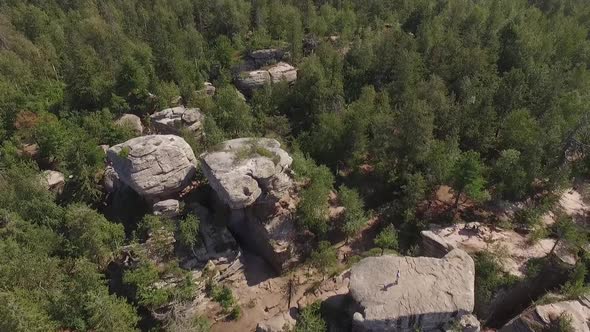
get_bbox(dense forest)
[2,0,590,331]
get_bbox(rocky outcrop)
[500,295,590,332]
[152,199,180,218]
[200,138,299,271]
[115,113,143,135]
[41,170,65,194]
[201,138,292,209]
[235,51,297,94]
[236,70,271,92]
[421,230,455,258]
[268,62,297,84]
[107,135,197,200]
[349,249,475,332]
[150,106,204,135]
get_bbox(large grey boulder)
[268,62,297,84]
[200,138,292,209]
[350,249,475,332]
[41,170,65,194]
[150,106,204,135]
[107,135,197,200]
[115,113,143,135]
[500,295,590,332]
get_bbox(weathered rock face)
[152,199,180,218]
[268,62,297,84]
[115,113,143,135]
[349,249,475,332]
[421,230,455,258]
[235,60,297,95]
[500,295,590,332]
[107,135,197,200]
[41,170,65,194]
[201,138,293,209]
[200,138,298,271]
[103,165,121,193]
[150,106,204,135]
[236,70,272,92]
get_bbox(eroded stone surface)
[350,249,475,332]
[268,62,297,84]
[236,61,297,94]
[107,135,197,199]
[150,106,204,135]
[500,295,590,332]
[200,138,292,209]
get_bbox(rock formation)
[115,113,143,135]
[152,199,180,218]
[268,62,297,83]
[200,138,299,271]
[235,48,297,95]
[41,170,65,194]
[107,135,197,200]
[188,203,238,263]
[500,295,590,332]
[349,249,475,332]
[150,106,204,135]
[421,230,455,258]
[236,62,297,94]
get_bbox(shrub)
[339,185,369,240]
[309,241,339,276]
[177,214,201,254]
[118,146,130,158]
[374,224,399,255]
[295,302,327,332]
[474,252,519,307]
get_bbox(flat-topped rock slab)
[350,249,475,332]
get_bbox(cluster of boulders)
[235,49,298,95]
